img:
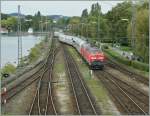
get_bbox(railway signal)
[17,5,22,67]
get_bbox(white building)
[28,28,33,34]
[0,28,8,34]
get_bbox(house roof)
[0,27,8,31]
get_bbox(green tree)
[105,1,132,43]
[1,17,17,32]
[1,19,7,28]
[1,63,16,75]
[127,4,149,63]
[57,17,69,29]
[90,3,101,16]
[21,15,33,31]
[32,11,41,31]
[1,13,9,20]
[68,16,80,35]
[81,9,88,18]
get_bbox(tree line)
[1,11,53,32]
[59,1,148,63]
[1,1,148,63]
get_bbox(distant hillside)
[48,15,69,20]
[7,13,69,20]
[1,13,10,20]
[9,13,25,17]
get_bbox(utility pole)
[78,24,80,36]
[131,0,136,52]
[46,16,48,33]
[0,0,1,70]
[17,5,22,67]
[97,9,100,48]
[40,16,43,35]
[81,23,84,37]
[86,24,88,39]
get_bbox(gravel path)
[52,46,75,114]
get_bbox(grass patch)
[120,46,132,52]
[104,50,149,77]
[1,63,16,79]
[103,48,149,73]
[55,63,65,73]
[103,48,131,66]
[28,41,46,63]
[131,60,149,72]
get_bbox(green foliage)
[103,48,149,72]
[28,42,44,62]
[67,2,109,41]
[57,17,69,29]
[21,15,33,31]
[66,1,149,64]
[1,13,9,20]
[1,17,17,32]
[104,48,131,65]
[102,45,109,49]
[68,16,80,35]
[1,11,53,32]
[120,46,132,51]
[131,60,149,72]
[127,2,149,63]
[90,2,102,16]
[32,11,42,31]
[28,47,40,62]
[105,1,132,41]
[81,9,88,18]
[69,16,80,24]
[1,63,16,75]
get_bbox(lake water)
[1,34,44,67]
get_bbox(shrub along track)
[62,44,101,115]
[94,70,149,115]
[106,59,149,86]
[29,39,59,115]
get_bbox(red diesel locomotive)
[72,37,105,69]
[57,32,106,69]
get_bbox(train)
[54,32,106,70]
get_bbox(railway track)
[1,60,44,88]
[95,70,149,115]
[29,39,58,115]
[63,44,100,115]
[106,59,149,86]
[1,33,55,104]
[1,47,50,104]
[1,67,44,104]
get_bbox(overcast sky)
[1,1,123,16]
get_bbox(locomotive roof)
[73,37,86,45]
[84,44,102,53]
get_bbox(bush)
[102,45,109,49]
[28,46,40,63]
[117,56,131,65]
[103,48,131,65]
[103,48,149,72]
[1,63,16,75]
[131,61,149,72]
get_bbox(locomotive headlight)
[99,57,104,60]
[91,57,96,59]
